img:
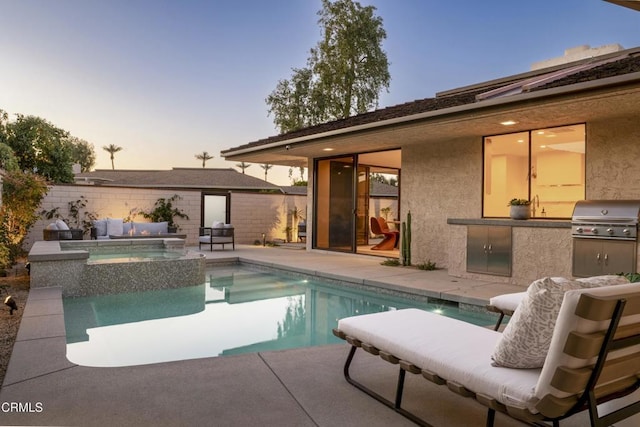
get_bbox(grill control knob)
[575,227,583,233]
[623,228,631,235]
[607,228,614,235]
[591,228,598,234]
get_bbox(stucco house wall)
[404,115,640,287]
[586,116,640,199]
[401,137,480,269]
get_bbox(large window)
[483,124,585,218]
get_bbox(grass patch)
[380,258,401,266]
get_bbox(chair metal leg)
[493,313,505,331]
[342,345,433,426]
[486,408,495,427]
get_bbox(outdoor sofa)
[333,275,640,427]
[90,218,181,239]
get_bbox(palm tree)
[195,151,214,168]
[236,162,251,174]
[260,163,273,182]
[102,144,123,170]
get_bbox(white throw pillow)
[106,218,124,236]
[55,219,70,230]
[491,275,631,369]
[46,223,58,230]
[492,277,591,368]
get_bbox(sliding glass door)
[314,150,400,254]
[315,156,355,252]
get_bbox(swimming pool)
[62,265,498,367]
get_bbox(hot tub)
[28,238,206,297]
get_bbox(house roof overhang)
[604,1,640,12]
[222,71,640,166]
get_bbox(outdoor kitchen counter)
[446,218,574,287]
[447,218,571,228]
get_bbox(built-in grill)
[571,200,640,277]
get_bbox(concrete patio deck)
[0,245,605,426]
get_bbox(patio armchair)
[333,277,640,427]
[369,217,398,250]
[298,221,307,242]
[43,219,83,241]
[198,224,235,251]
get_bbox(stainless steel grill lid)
[572,200,640,240]
[572,200,640,223]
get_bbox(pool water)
[62,265,498,367]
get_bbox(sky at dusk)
[1,0,639,185]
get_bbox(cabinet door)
[487,226,512,276]
[601,240,636,275]
[573,239,604,277]
[573,239,636,277]
[467,225,512,276]
[467,225,489,273]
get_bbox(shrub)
[0,170,48,271]
[416,260,437,271]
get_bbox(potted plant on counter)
[508,198,531,220]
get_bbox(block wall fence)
[24,184,308,249]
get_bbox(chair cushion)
[55,219,70,231]
[106,218,124,236]
[338,309,541,412]
[93,219,107,237]
[492,275,630,368]
[489,292,525,313]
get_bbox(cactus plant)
[401,210,412,266]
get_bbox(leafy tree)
[195,151,214,168]
[371,173,397,186]
[0,170,48,271]
[0,143,19,172]
[4,114,75,183]
[69,137,96,173]
[236,162,251,174]
[288,166,307,186]
[260,163,273,181]
[103,144,123,170]
[0,109,8,145]
[266,0,390,133]
[266,68,316,133]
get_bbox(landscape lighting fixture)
[4,295,18,315]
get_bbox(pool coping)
[2,246,629,426]
[4,251,512,387]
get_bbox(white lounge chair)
[333,281,640,427]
